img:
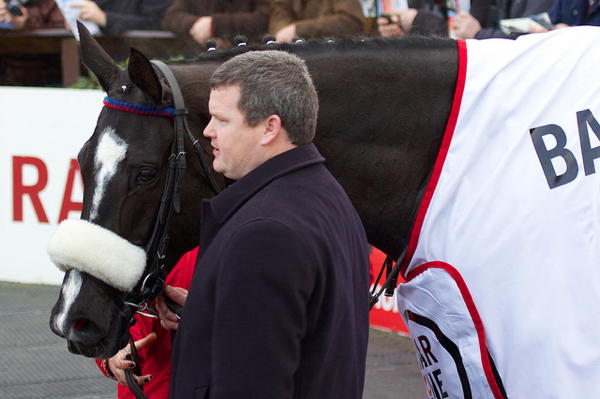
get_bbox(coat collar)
[202,143,325,228]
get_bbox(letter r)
[13,156,49,222]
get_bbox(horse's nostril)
[66,317,104,344]
[73,318,88,331]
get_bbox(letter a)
[58,159,83,222]
[530,124,578,189]
[577,109,600,176]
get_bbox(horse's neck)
[309,41,458,258]
[170,42,458,260]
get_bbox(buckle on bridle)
[123,300,159,319]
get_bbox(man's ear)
[260,114,284,145]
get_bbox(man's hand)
[377,10,417,37]
[378,15,403,37]
[189,16,212,44]
[275,24,296,43]
[157,286,188,330]
[70,0,107,27]
[106,332,157,387]
[453,12,481,39]
[0,0,28,30]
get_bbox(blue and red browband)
[103,96,176,117]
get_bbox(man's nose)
[203,119,214,137]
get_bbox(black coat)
[475,0,554,38]
[170,144,370,399]
[94,0,173,35]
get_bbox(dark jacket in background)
[170,144,370,399]
[408,0,450,36]
[161,0,269,42]
[269,0,367,39]
[475,0,554,38]
[93,0,173,35]
[548,0,600,25]
[1,0,64,86]
[407,0,496,37]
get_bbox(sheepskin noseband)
[48,219,146,292]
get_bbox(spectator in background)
[161,0,269,47]
[546,0,600,27]
[377,1,448,37]
[70,0,173,35]
[0,0,64,86]
[452,0,554,39]
[377,0,496,37]
[269,0,368,42]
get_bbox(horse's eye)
[136,167,157,185]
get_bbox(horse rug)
[397,26,600,399]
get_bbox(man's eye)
[136,167,157,185]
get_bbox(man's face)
[203,85,266,180]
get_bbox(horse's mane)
[170,36,455,65]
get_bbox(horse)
[47,22,600,398]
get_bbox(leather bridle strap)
[117,61,223,399]
[152,60,222,196]
[124,336,146,399]
[124,60,223,308]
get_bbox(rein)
[369,249,406,310]
[102,61,222,397]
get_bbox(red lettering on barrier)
[58,159,83,222]
[13,156,49,223]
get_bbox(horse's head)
[48,23,223,358]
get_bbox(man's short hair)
[210,50,319,145]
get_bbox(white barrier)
[0,87,105,284]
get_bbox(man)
[0,0,64,86]
[452,0,554,39]
[157,50,370,398]
[269,0,367,42]
[161,0,269,46]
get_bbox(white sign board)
[0,87,104,284]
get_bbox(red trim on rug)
[406,261,505,399]
[400,39,468,278]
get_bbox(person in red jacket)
[95,247,198,399]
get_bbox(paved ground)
[0,281,425,399]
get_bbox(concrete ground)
[0,281,425,399]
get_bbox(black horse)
[48,25,455,359]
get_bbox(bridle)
[101,60,222,398]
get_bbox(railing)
[0,29,203,86]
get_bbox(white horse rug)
[398,26,600,399]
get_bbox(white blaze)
[54,269,83,334]
[90,127,127,221]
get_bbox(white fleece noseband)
[48,219,146,292]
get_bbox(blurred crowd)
[0,0,598,86]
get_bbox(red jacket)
[95,247,198,399]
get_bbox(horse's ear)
[77,21,119,93]
[128,48,163,104]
